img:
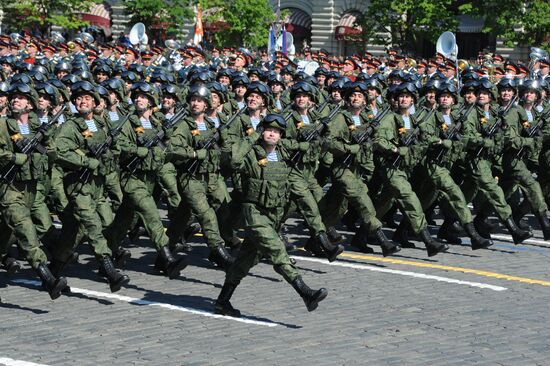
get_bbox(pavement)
[2,212,550,365]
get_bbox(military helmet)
[217,68,234,82]
[328,77,351,92]
[232,74,250,88]
[290,81,316,100]
[48,78,70,103]
[121,70,140,83]
[436,82,458,102]
[71,80,102,105]
[314,67,329,77]
[519,78,542,99]
[92,63,112,77]
[394,82,418,100]
[61,74,81,87]
[95,85,110,104]
[189,71,212,86]
[460,80,479,96]
[364,77,383,94]
[8,82,39,108]
[35,82,60,105]
[11,73,34,87]
[160,83,182,103]
[422,78,444,95]
[33,65,50,78]
[206,81,228,104]
[102,77,127,102]
[0,81,10,95]
[476,78,498,99]
[128,64,145,78]
[186,84,212,107]
[130,81,159,106]
[244,81,271,106]
[355,72,370,83]
[15,61,33,73]
[267,74,285,89]
[497,75,517,91]
[344,81,368,99]
[258,113,287,136]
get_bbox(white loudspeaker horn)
[436,31,457,60]
[275,31,294,54]
[129,23,146,46]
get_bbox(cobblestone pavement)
[2,212,550,366]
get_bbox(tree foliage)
[0,0,100,35]
[123,0,194,34]
[200,0,275,48]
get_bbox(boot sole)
[110,275,130,293]
[382,245,401,257]
[427,244,449,257]
[166,259,188,279]
[306,288,328,312]
[49,277,68,300]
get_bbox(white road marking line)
[291,256,507,292]
[0,357,50,366]
[490,234,550,246]
[11,279,277,328]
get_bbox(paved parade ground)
[2,212,550,366]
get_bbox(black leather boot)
[316,231,344,262]
[112,247,131,268]
[214,282,241,317]
[464,222,493,250]
[437,219,462,245]
[393,221,415,248]
[374,228,401,257]
[291,276,328,312]
[326,226,344,244]
[36,263,67,300]
[2,255,21,275]
[419,228,449,257]
[350,229,374,254]
[49,252,78,278]
[208,246,235,270]
[183,222,202,241]
[168,236,192,254]
[504,216,532,244]
[156,246,187,279]
[98,256,129,292]
[473,214,493,239]
[535,211,550,241]
[304,237,325,257]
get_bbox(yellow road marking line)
[338,252,550,287]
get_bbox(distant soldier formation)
[0,29,549,317]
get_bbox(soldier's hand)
[136,147,149,158]
[346,144,360,155]
[196,149,207,160]
[483,139,494,148]
[86,158,100,171]
[398,146,409,156]
[12,153,28,166]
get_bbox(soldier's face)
[262,127,281,146]
[523,90,538,103]
[331,90,342,102]
[397,94,413,109]
[246,93,264,110]
[75,94,96,114]
[438,93,454,108]
[218,76,230,86]
[11,94,32,111]
[464,91,476,104]
[38,95,51,110]
[425,90,436,104]
[234,85,247,97]
[211,93,221,108]
[56,71,68,80]
[499,88,514,102]
[316,75,326,85]
[249,74,260,82]
[162,96,176,109]
[134,94,151,109]
[367,88,379,102]
[0,95,7,109]
[271,84,282,94]
[294,93,310,109]
[348,92,366,108]
[477,91,491,105]
[190,96,207,115]
[95,72,109,83]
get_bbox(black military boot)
[36,263,67,300]
[214,282,241,317]
[504,216,532,244]
[393,221,415,248]
[464,222,493,250]
[112,246,131,268]
[316,231,344,262]
[513,201,532,231]
[128,225,146,243]
[342,210,358,232]
[208,245,235,270]
[374,228,401,257]
[473,214,493,239]
[156,246,188,279]
[291,276,328,312]
[381,207,399,229]
[350,229,374,254]
[326,226,344,244]
[168,236,192,254]
[535,211,550,241]
[437,219,462,245]
[2,255,21,275]
[419,228,449,257]
[49,252,79,278]
[98,256,130,292]
[304,237,325,257]
[184,222,202,241]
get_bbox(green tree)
[123,0,194,34]
[200,0,275,48]
[463,0,550,51]
[359,0,459,53]
[0,0,100,35]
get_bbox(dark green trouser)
[157,162,181,212]
[226,203,299,285]
[456,158,512,220]
[0,181,48,268]
[373,167,428,234]
[49,164,68,215]
[105,171,169,251]
[167,172,229,248]
[30,177,59,247]
[320,167,382,233]
[499,158,547,214]
[56,175,112,261]
[539,149,550,207]
[104,170,124,211]
[413,162,472,225]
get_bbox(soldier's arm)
[166,123,196,164]
[324,114,355,157]
[54,122,91,170]
[373,114,398,155]
[503,108,531,152]
[230,132,260,172]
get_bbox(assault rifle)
[79,113,131,183]
[125,106,188,174]
[342,104,391,168]
[434,103,475,164]
[474,94,518,159]
[392,108,436,168]
[1,105,66,183]
[290,101,344,164]
[184,106,248,175]
[514,107,550,160]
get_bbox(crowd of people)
[0,30,549,317]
